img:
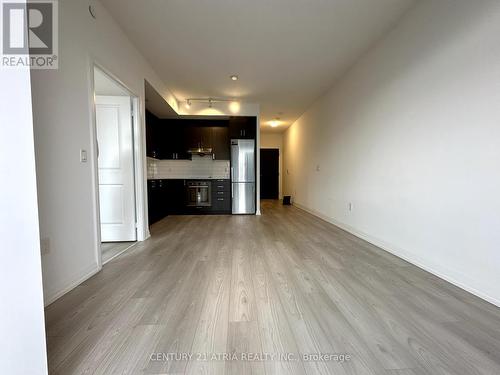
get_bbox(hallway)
[45,201,500,374]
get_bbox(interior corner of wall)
[43,262,100,306]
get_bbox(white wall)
[0,64,48,372]
[31,0,263,305]
[30,0,178,305]
[283,0,500,306]
[260,132,283,199]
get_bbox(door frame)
[89,61,145,269]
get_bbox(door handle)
[230,167,234,180]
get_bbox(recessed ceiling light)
[268,118,281,128]
[230,75,238,81]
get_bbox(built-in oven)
[186,180,212,207]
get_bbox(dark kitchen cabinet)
[149,179,232,218]
[212,127,230,160]
[146,112,178,160]
[146,116,232,160]
[229,116,256,139]
[164,126,191,160]
[166,179,185,214]
[184,126,213,150]
[147,179,168,225]
[211,179,231,213]
[146,111,162,159]
[148,179,186,223]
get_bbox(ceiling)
[94,67,130,96]
[101,0,415,132]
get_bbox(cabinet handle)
[217,198,224,201]
[217,185,224,189]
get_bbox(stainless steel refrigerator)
[231,139,255,214]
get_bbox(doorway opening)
[260,148,280,199]
[92,66,138,264]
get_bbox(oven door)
[186,184,211,207]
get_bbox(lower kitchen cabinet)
[148,179,231,222]
[147,179,168,225]
[166,179,186,214]
[211,179,231,214]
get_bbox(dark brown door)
[260,149,279,199]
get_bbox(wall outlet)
[348,202,353,212]
[40,237,50,255]
[316,164,320,172]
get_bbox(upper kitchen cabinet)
[229,116,257,139]
[146,117,232,160]
[212,127,230,160]
[166,125,191,160]
[185,125,213,150]
[146,110,161,158]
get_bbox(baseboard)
[293,202,500,308]
[43,263,100,307]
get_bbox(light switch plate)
[41,237,50,255]
[80,149,88,162]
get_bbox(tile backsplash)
[147,156,230,179]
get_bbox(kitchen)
[146,111,257,224]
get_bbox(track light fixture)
[184,98,241,113]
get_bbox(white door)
[96,95,136,242]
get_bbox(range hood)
[187,147,213,157]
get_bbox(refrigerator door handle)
[230,167,234,181]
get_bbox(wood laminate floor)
[101,242,136,264]
[45,200,500,375]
